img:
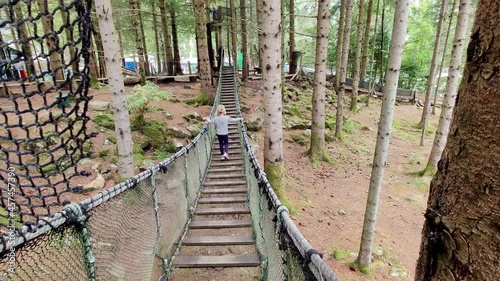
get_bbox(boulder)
[82,172,105,193]
[174,142,184,152]
[246,115,264,132]
[283,104,302,117]
[187,124,202,137]
[143,126,165,144]
[167,127,190,139]
[94,114,115,129]
[183,112,204,122]
[284,117,311,130]
[89,101,110,111]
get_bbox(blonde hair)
[216,104,226,116]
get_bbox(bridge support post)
[151,170,161,241]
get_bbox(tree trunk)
[91,1,106,78]
[351,0,366,112]
[422,0,471,175]
[230,0,238,69]
[170,7,183,75]
[129,0,146,85]
[240,0,249,82]
[288,0,295,74]
[60,9,77,72]
[310,0,331,162]
[360,0,373,82]
[416,1,499,279]
[193,0,211,94]
[118,30,125,68]
[366,0,380,106]
[335,0,353,138]
[159,0,174,76]
[432,0,457,115]
[355,0,410,270]
[153,2,161,74]
[37,0,65,81]
[257,0,286,202]
[378,0,385,84]
[88,36,100,84]
[335,0,346,90]
[419,0,449,138]
[13,3,36,78]
[95,0,134,178]
[137,1,150,77]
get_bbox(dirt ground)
[240,79,438,280]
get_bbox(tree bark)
[288,0,295,74]
[36,0,64,80]
[335,0,346,90]
[378,0,385,85]
[230,0,238,69]
[257,0,286,201]
[170,7,183,75]
[153,2,161,74]
[159,0,174,76]
[360,0,373,82]
[432,0,457,115]
[88,36,100,84]
[419,0,449,138]
[335,0,353,138]
[351,0,366,112]
[423,0,471,174]
[91,1,107,78]
[193,0,211,94]
[118,30,125,68]
[240,0,249,82]
[355,0,410,269]
[95,0,134,178]
[366,0,380,106]
[416,1,499,279]
[137,1,150,77]
[60,8,77,72]
[13,3,36,78]
[310,0,331,161]
[129,0,146,85]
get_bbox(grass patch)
[404,194,425,203]
[291,134,308,146]
[329,248,353,261]
[355,145,369,153]
[393,118,419,141]
[407,154,423,165]
[409,177,431,192]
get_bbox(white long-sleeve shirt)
[208,116,242,135]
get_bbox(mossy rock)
[143,126,165,144]
[133,153,146,166]
[283,104,302,117]
[130,114,145,131]
[98,149,110,158]
[183,112,204,122]
[187,124,202,137]
[94,113,115,129]
[291,134,308,146]
[246,115,264,132]
[284,116,311,130]
[185,92,209,106]
[106,135,117,144]
[144,119,168,133]
[163,112,173,120]
[133,143,144,154]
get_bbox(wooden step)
[201,188,247,194]
[206,173,245,180]
[209,161,244,167]
[208,167,243,173]
[194,207,250,215]
[173,255,260,268]
[189,219,251,228]
[183,235,254,246]
[211,157,243,162]
[198,197,247,204]
[211,149,242,155]
[204,180,246,187]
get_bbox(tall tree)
[13,3,36,78]
[432,0,457,115]
[366,0,380,106]
[137,1,150,76]
[418,0,449,141]
[159,0,174,76]
[257,0,286,201]
[360,0,374,82]
[91,0,107,78]
[153,2,161,74]
[129,0,146,85]
[193,0,211,94]
[351,0,366,112]
[170,5,183,75]
[354,0,410,271]
[416,1,499,279]
[378,0,385,84]
[421,0,471,175]
[60,8,77,72]
[37,0,64,81]
[335,0,346,90]
[288,0,295,73]
[310,0,331,162]
[335,0,353,138]
[240,0,249,82]
[230,0,238,69]
[95,0,134,178]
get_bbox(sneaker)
[223,153,229,159]
[220,155,225,160]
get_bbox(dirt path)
[240,80,438,280]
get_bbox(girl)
[206,105,243,159]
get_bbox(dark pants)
[217,134,229,155]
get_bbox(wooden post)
[188,61,192,75]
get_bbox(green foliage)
[94,114,115,129]
[128,82,171,116]
[355,145,369,153]
[342,118,363,135]
[291,134,308,146]
[106,135,117,144]
[332,248,353,261]
[153,150,170,159]
[184,91,210,106]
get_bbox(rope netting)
[0,0,93,226]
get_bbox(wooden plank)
[201,188,247,194]
[195,207,250,215]
[204,180,247,187]
[208,167,243,173]
[206,174,245,180]
[189,219,251,228]
[173,255,260,268]
[210,157,243,162]
[183,236,254,246]
[198,197,247,204]
[209,161,244,167]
